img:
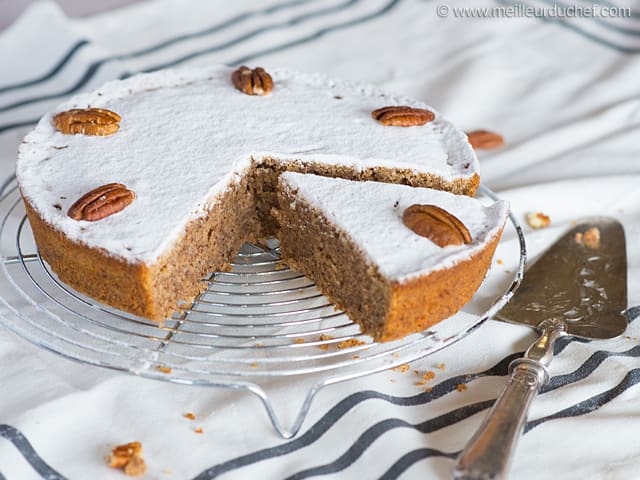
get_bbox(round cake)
[16,64,501,341]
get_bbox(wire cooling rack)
[0,178,525,438]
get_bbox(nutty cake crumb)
[195,427,204,434]
[456,383,468,392]
[422,371,436,381]
[337,338,367,349]
[156,365,172,374]
[318,334,334,350]
[108,441,147,477]
[575,227,600,249]
[392,364,411,373]
[527,212,551,229]
[436,363,446,370]
[183,412,196,420]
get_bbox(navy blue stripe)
[0,63,123,113]
[378,448,456,480]
[0,0,361,113]
[119,0,316,60]
[0,0,312,93]
[381,363,640,480]
[1,311,637,480]
[596,0,640,18]
[0,425,67,479]
[230,0,401,66]
[497,0,640,53]
[527,368,640,432]
[145,0,371,71]
[0,119,37,135]
[543,0,640,36]
[0,0,399,134]
[287,352,640,480]
[193,307,639,479]
[191,353,518,479]
[283,402,493,480]
[0,41,89,95]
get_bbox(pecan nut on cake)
[16,65,505,342]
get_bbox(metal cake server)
[454,217,628,480]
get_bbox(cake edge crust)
[20,167,480,324]
[274,178,506,342]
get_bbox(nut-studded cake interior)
[275,173,508,341]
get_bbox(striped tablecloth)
[1,1,640,478]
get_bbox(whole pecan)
[402,204,472,247]
[466,130,504,149]
[231,66,274,96]
[371,106,435,127]
[53,108,121,136]
[68,183,135,221]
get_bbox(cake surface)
[16,64,489,336]
[17,65,478,264]
[276,173,508,340]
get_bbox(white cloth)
[1,0,640,478]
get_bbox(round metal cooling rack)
[0,178,526,438]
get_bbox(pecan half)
[108,441,146,477]
[371,106,435,127]
[402,204,472,247]
[231,66,274,96]
[466,130,505,149]
[68,183,135,221]
[526,212,550,229]
[53,108,121,136]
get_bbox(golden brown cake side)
[274,180,504,342]
[21,173,262,320]
[21,162,479,325]
[381,229,502,341]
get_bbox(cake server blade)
[454,217,628,480]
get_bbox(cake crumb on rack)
[456,383,468,392]
[337,338,366,349]
[294,338,306,344]
[436,363,446,370]
[318,334,334,350]
[156,365,172,374]
[392,364,411,373]
[195,427,204,434]
[183,413,196,420]
[108,441,147,477]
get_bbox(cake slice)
[276,173,508,342]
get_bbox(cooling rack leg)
[245,383,324,439]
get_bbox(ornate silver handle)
[453,319,566,480]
